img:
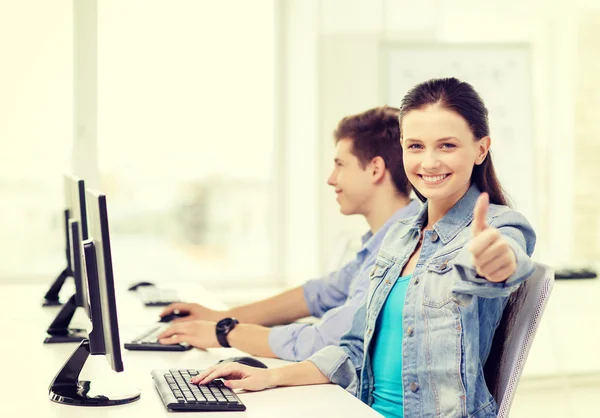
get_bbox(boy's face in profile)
[327,138,375,216]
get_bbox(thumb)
[472,192,490,236]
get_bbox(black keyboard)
[137,287,180,306]
[124,325,192,351]
[152,369,246,412]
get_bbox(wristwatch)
[215,317,239,348]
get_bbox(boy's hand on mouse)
[191,363,275,391]
[469,193,517,283]
[158,320,220,348]
[160,302,226,323]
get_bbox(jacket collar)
[401,183,482,244]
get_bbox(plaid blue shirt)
[268,200,421,361]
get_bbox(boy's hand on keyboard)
[160,303,225,323]
[192,363,273,392]
[158,320,220,348]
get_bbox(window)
[0,1,72,281]
[97,1,278,286]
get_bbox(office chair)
[484,262,555,418]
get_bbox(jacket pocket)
[422,246,462,308]
[366,259,392,310]
[369,258,393,280]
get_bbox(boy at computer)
[158,106,420,361]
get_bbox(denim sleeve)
[303,258,361,318]
[452,210,537,298]
[305,297,368,397]
[268,273,370,361]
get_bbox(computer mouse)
[159,310,190,323]
[217,356,268,369]
[128,281,155,291]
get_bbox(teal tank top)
[370,275,411,418]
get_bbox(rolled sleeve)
[306,295,369,396]
[307,346,360,396]
[453,211,537,298]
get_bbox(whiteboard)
[384,44,535,221]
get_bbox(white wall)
[284,0,591,273]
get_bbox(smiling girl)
[191,78,536,418]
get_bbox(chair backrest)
[483,262,554,418]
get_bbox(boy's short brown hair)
[333,106,410,197]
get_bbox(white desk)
[0,284,381,417]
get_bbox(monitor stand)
[44,294,87,344]
[43,267,72,307]
[49,339,141,406]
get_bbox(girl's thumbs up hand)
[469,193,517,283]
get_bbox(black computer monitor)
[49,188,140,406]
[44,176,91,343]
[43,175,89,306]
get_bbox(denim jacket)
[308,184,536,417]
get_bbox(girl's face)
[401,105,490,208]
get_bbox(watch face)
[216,317,237,332]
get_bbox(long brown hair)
[399,78,510,206]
